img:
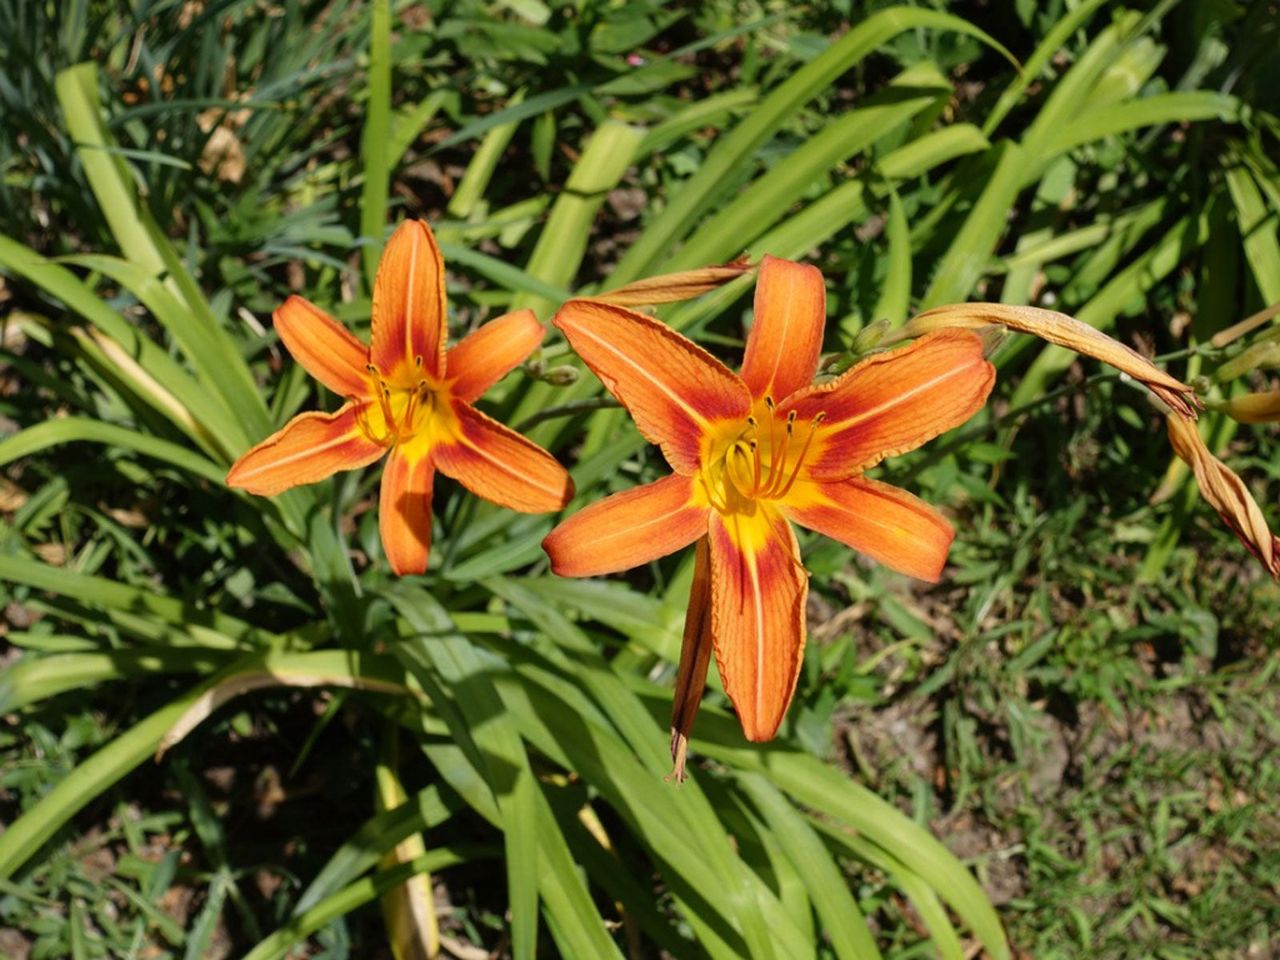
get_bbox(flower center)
[354,356,438,446]
[707,397,825,511]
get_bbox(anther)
[414,355,423,369]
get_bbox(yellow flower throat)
[707,398,825,512]
[354,356,439,447]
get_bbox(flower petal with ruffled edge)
[706,506,808,742]
[554,299,750,474]
[379,443,435,576]
[782,329,995,480]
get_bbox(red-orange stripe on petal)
[379,444,434,576]
[554,299,750,474]
[370,220,447,379]
[784,476,954,582]
[707,506,807,742]
[542,473,708,578]
[783,329,994,479]
[226,403,385,496]
[434,401,573,513]
[446,309,544,403]
[741,255,826,403]
[274,296,370,397]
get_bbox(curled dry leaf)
[904,301,1279,579]
[1165,414,1280,579]
[903,302,1200,417]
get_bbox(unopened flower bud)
[852,317,892,353]
[524,357,547,379]
[543,365,580,386]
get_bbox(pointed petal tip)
[739,716,784,743]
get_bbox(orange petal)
[542,473,708,578]
[226,403,385,496]
[379,444,434,576]
[274,296,370,397]
[433,401,573,512]
[446,309,544,403]
[706,506,808,742]
[784,476,954,581]
[784,329,994,479]
[554,299,750,474]
[370,220,448,380]
[740,255,826,403]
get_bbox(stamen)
[767,413,797,497]
[774,413,824,500]
[353,401,394,445]
[748,439,761,493]
[374,384,397,441]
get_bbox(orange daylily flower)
[543,256,995,766]
[227,220,573,575]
